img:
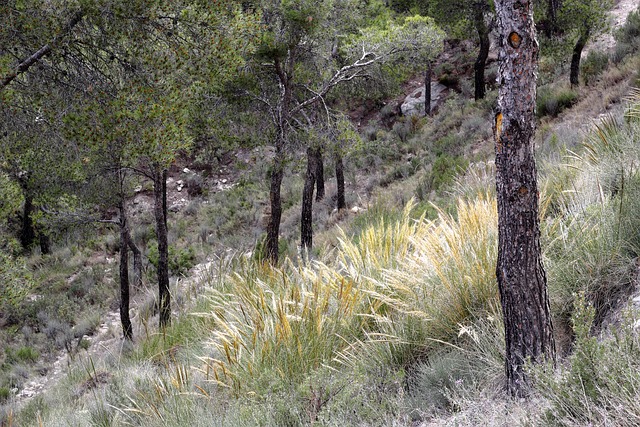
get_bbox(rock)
[134,185,143,193]
[401,82,447,117]
[183,167,191,174]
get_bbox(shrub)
[147,242,196,276]
[537,87,578,118]
[614,7,640,58]
[581,50,609,86]
[533,297,640,427]
[15,346,39,363]
[419,154,468,195]
[0,386,9,403]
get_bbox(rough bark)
[570,28,590,87]
[334,151,346,210]
[1,10,84,91]
[301,147,318,258]
[425,62,433,117]
[474,0,491,101]
[152,167,171,328]
[315,147,325,201]
[266,140,285,264]
[118,202,133,341]
[494,0,556,397]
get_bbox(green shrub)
[147,242,196,276]
[0,386,9,403]
[614,8,640,60]
[533,296,640,427]
[419,154,468,195]
[537,87,579,118]
[581,50,609,86]
[15,346,39,363]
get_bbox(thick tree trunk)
[20,193,36,251]
[127,231,142,289]
[301,147,318,258]
[334,151,346,210]
[425,62,433,117]
[118,202,133,341]
[494,0,555,397]
[315,147,325,201]
[570,28,590,87]
[153,167,171,328]
[266,141,285,264]
[474,0,491,101]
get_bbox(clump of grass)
[337,195,500,368]
[198,259,363,394]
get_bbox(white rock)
[183,168,191,173]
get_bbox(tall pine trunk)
[315,147,325,201]
[494,0,555,396]
[118,201,133,341]
[425,62,433,116]
[570,28,590,87]
[301,147,318,258]
[334,151,346,210]
[152,167,171,328]
[266,138,285,264]
[20,193,36,251]
[474,0,490,101]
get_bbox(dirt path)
[13,260,216,406]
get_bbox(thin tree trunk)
[334,151,346,210]
[315,147,325,201]
[20,193,36,251]
[266,140,285,264]
[545,0,559,38]
[474,0,491,101]
[425,62,433,116]
[153,167,171,328]
[38,232,50,255]
[118,201,133,341]
[162,169,168,228]
[570,28,590,87]
[301,147,318,258]
[127,230,142,290]
[494,0,555,397]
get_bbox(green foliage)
[581,50,609,85]
[0,253,35,312]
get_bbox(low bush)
[537,87,579,118]
[533,297,640,427]
[581,50,609,86]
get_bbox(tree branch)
[1,10,84,91]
